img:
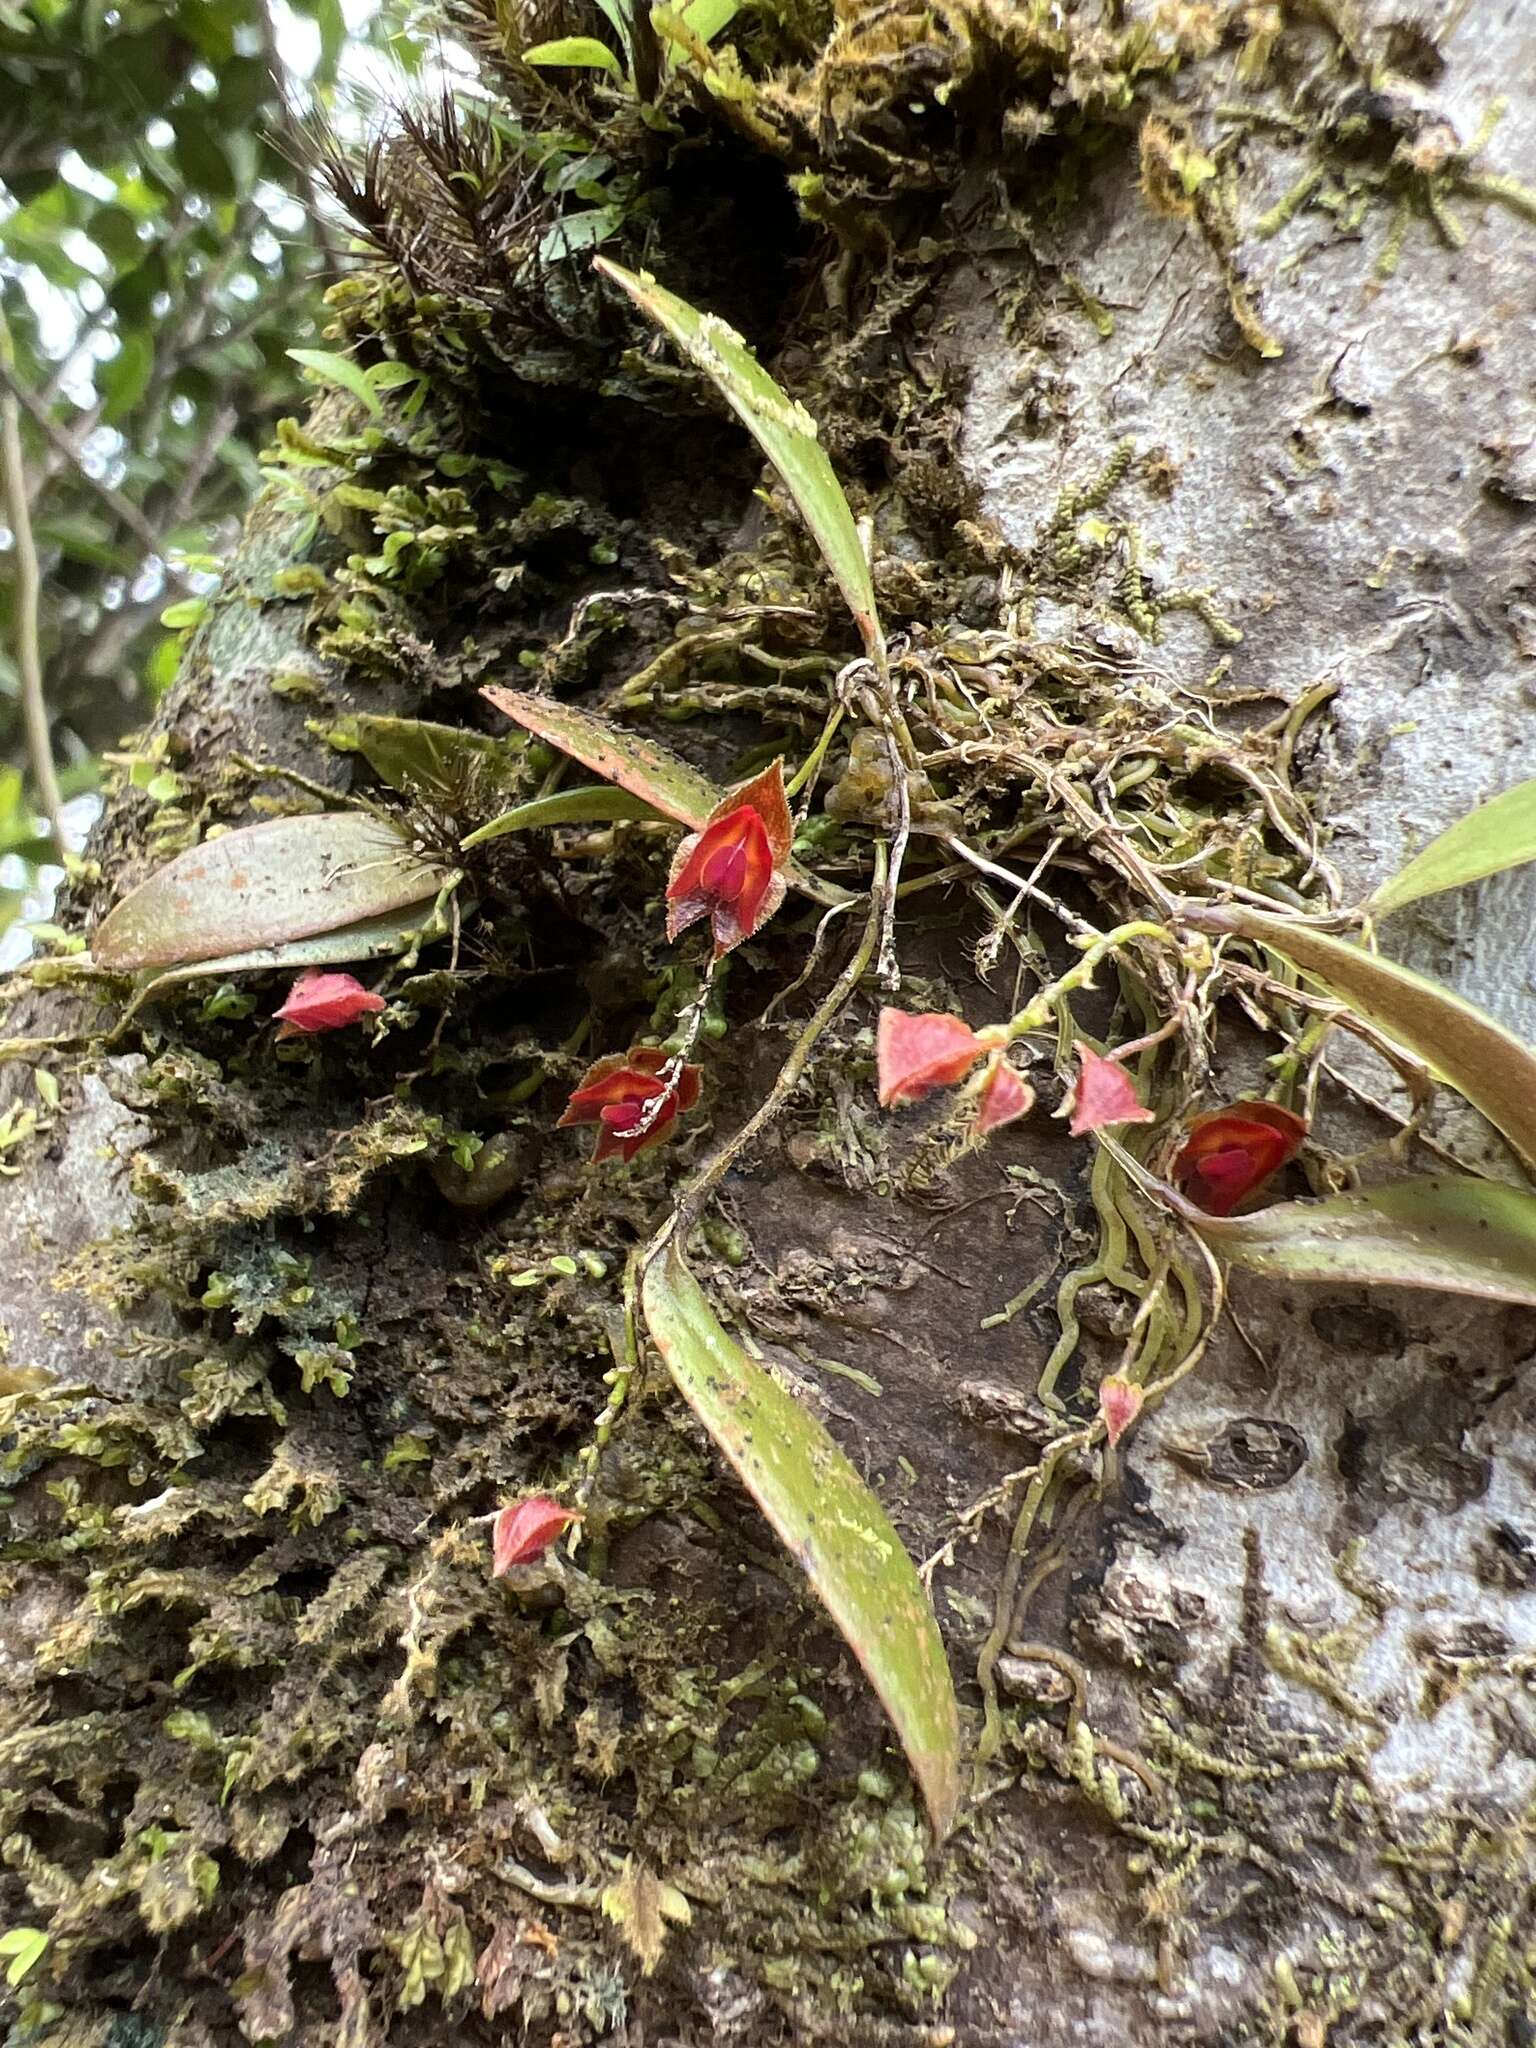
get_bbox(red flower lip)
[558,1045,703,1163]
[492,1496,581,1575]
[1173,1099,1307,1215]
[274,970,386,1037]
[877,1008,988,1107]
[666,760,792,957]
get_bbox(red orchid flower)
[1174,1099,1307,1216]
[492,1496,581,1576]
[975,1057,1034,1136]
[667,760,793,957]
[877,1008,988,1107]
[1062,1042,1156,1137]
[558,1046,702,1164]
[1097,1374,1143,1449]
[275,970,386,1038]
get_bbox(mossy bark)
[3,4,1536,2044]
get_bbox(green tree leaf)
[1185,903,1536,1171]
[640,1244,962,1839]
[286,349,384,419]
[93,813,451,972]
[593,259,884,661]
[462,785,665,848]
[1371,777,1536,915]
[99,329,154,422]
[522,35,622,72]
[0,1926,49,1988]
[320,714,524,807]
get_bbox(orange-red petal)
[877,1008,987,1107]
[1064,1043,1156,1137]
[665,760,793,956]
[274,970,386,1036]
[558,1046,702,1163]
[976,1057,1034,1135]
[1098,1375,1143,1449]
[1173,1100,1306,1216]
[492,1496,580,1575]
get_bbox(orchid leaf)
[1372,777,1536,915]
[462,785,665,849]
[320,714,524,808]
[94,814,450,973]
[1107,1140,1536,1307]
[522,35,622,72]
[482,684,850,907]
[593,259,883,661]
[1186,903,1536,1170]
[640,1244,961,1839]
[482,685,718,826]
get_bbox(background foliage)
[0,0,412,936]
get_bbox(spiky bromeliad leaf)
[640,1244,962,1839]
[594,258,884,663]
[1183,902,1536,1172]
[93,813,451,973]
[1371,776,1536,916]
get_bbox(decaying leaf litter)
[4,0,1536,2040]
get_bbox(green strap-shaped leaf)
[594,258,884,662]
[522,35,622,71]
[94,813,451,972]
[482,685,718,826]
[641,1244,961,1839]
[1108,1141,1536,1306]
[1186,903,1536,1170]
[1371,776,1536,915]
[481,684,852,907]
[462,785,665,849]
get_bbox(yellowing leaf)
[523,34,621,71]
[482,685,717,826]
[600,1859,690,1976]
[640,1246,961,1838]
[94,813,451,973]
[1372,776,1536,915]
[594,259,884,661]
[1186,903,1536,1170]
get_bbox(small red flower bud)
[666,761,793,957]
[1098,1375,1143,1449]
[1062,1042,1156,1137]
[274,970,386,1037]
[877,1008,987,1107]
[492,1496,581,1575]
[558,1046,703,1163]
[1173,1100,1307,1216]
[975,1057,1034,1135]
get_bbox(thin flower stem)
[0,311,64,858]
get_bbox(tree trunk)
[3,6,1536,2044]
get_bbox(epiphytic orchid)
[975,1056,1034,1135]
[275,970,386,1038]
[1173,1099,1307,1216]
[1062,1042,1157,1137]
[492,1496,581,1575]
[877,1008,989,1107]
[558,1046,702,1164]
[666,760,793,957]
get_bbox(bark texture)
[2,5,1535,2045]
